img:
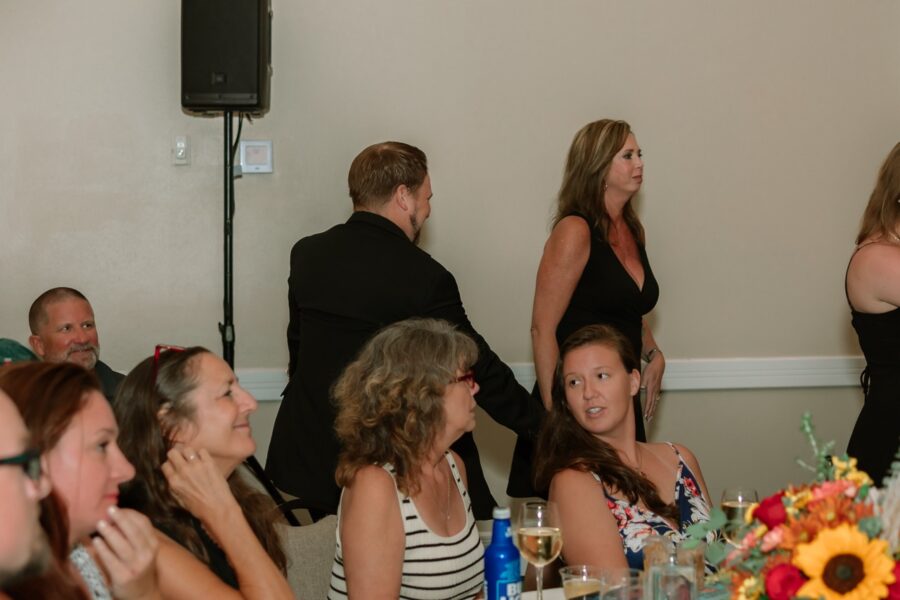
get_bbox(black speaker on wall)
[181,0,272,116]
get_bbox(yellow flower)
[793,523,895,600]
[745,502,758,525]
[734,575,760,600]
[833,456,874,488]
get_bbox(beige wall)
[1,1,893,498]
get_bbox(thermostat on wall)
[239,140,273,174]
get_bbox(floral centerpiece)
[702,414,900,599]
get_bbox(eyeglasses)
[454,371,477,390]
[0,448,42,482]
[152,344,186,385]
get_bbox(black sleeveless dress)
[507,213,660,496]
[846,306,900,485]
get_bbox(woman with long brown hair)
[534,325,713,571]
[0,362,159,600]
[113,346,293,600]
[845,141,900,484]
[510,119,664,497]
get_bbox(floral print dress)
[591,443,715,571]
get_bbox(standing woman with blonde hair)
[328,318,485,600]
[510,119,664,497]
[845,141,900,484]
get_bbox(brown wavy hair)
[334,318,478,496]
[533,325,678,522]
[112,347,286,573]
[857,141,900,244]
[554,119,645,245]
[0,362,98,600]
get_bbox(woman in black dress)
[845,141,900,485]
[509,119,665,497]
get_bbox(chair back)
[280,516,338,599]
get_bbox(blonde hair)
[857,141,900,244]
[555,119,645,244]
[333,318,477,496]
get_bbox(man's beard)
[0,529,51,589]
[410,213,422,246]
[63,343,99,370]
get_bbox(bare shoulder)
[851,240,900,273]
[549,215,592,246]
[550,468,602,497]
[669,443,705,477]
[643,441,678,463]
[343,465,397,508]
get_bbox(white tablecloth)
[521,588,564,600]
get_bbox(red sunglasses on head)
[151,344,186,385]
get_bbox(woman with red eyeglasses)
[327,318,485,600]
[112,347,292,600]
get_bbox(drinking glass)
[599,569,643,600]
[720,487,758,545]
[514,501,562,600]
[560,565,602,600]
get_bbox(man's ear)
[393,184,411,211]
[28,335,45,359]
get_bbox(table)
[522,589,564,600]
[521,585,730,599]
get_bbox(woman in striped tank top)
[328,318,485,599]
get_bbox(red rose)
[887,562,900,600]
[764,563,806,600]
[755,492,787,528]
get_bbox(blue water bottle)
[484,506,521,600]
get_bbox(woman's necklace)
[888,230,900,244]
[444,469,452,521]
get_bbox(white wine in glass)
[514,502,561,600]
[720,487,758,545]
[516,527,563,567]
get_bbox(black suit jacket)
[265,211,542,518]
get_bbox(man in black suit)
[266,141,542,519]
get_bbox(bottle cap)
[492,506,511,519]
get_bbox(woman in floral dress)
[534,324,714,571]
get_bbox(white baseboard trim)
[238,356,865,402]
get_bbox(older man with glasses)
[0,387,51,593]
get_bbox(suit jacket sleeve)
[286,244,301,381]
[424,269,543,439]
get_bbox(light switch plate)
[173,135,190,166]
[239,140,273,174]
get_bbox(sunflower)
[793,523,895,600]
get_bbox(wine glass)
[720,487,758,545]
[514,501,562,600]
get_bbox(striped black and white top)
[328,453,485,599]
